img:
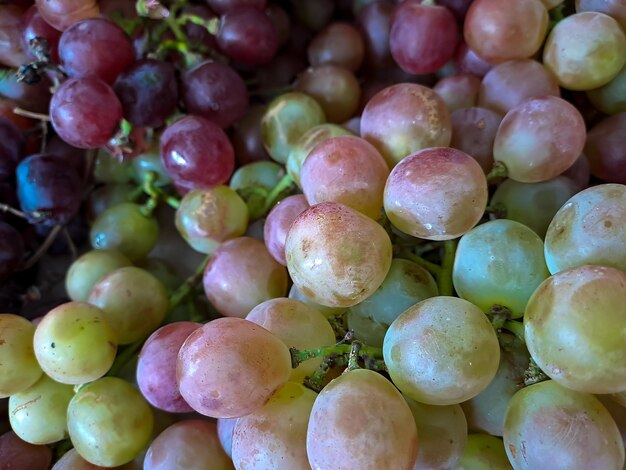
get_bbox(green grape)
[383,296,500,405]
[93,150,135,183]
[453,219,549,318]
[503,380,624,469]
[232,382,317,469]
[90,202,159,261]
[307,369,418,469]
[88,267,168,344]
[286,123,353,187]
[67,377,154,467]
[135,257,181,291]
[86,183,136,222]
[9,374,73,445]
[544,184,626,274]
[404,396,468,470]
[131,148,171,187]
[587,63,626,115]
[229,160,284,193]
[347,258,438,347]
[261,91,326,164]
[456,434,512,470]
[246,298,336,383]
[525,265,626,394]
[0,314,42,398]
[33,302,117,385]
[65,249,132,302]
[175,186,249,255]
[490,177,578,238]
[52,448,139,469]
[288,284,347,318]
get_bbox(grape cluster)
[1,0,626,469]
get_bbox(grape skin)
[0,314,42,398]
[65,249,132,302]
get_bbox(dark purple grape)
[45,135,87,178]
[0,73,52,114]
[160,115,235,190]
[180,61,248,129]
[265,3,291,47]
[0,431,52,470]
[16,153,82,226]
[113,59,178,128]
[216,8,279,66]
[58,17,134,84]
[0,118,24,182]
[0,222,24,282]
[49,76,122,149]
[20,5,62,63]
[231,104,271,165]
[206,0,266,14]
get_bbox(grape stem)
[347,342,362,371]
[486,161,508,184]
[139,170,181,216]
[290,343,383,369]
[0,203,27,219]
[168,254,211,311]
[304,354,348,392]
[12,107,50,121]
[503,320,525,343]
[397,250,442,278]
[437,239,457,296]
[263,173,295,213]
[17,225,62,271]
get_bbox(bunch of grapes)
[1,0,626,468]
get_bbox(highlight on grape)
[1,0,626,468]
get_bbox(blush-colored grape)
[264,194,309,265]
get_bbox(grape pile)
[1,0,626,469]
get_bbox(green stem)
[438,240,457,296]
[107,340,143,377]
[139,171,181,215]
[262,173,295,214]
[397,250,442,278]
[168,255,211,311]
[347,342,361,371]
[486,161,508,184]
[290,343,383,369]
[503,320,525,343]
[304,354,347,392]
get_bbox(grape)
[0,5,28,68]
[0,118,24,182]
[307,369,418,470]
[35,0,99,31]
[67,377,153,467]
[356,0,393,68]
[598,395,626,449]
[453,219,549,317]
[86,183,134,222]
[203,237,288,318]
[0,222,24,282]
[490,177,579,238]
[65,249,131,302]
[33,302,117,385]
[207,0,266,14]
[0,314,42,398]
[52,448,137,469]
[286,123,353,187]
[230,161,283,194]
[261,92,326,164]
[176,186,248,255]
[360,83,452,167]
[543,12,626,91]
[585,113,626,184]
[301,135,389,219]
[307,22,364,72]
[8,374,73,445]
[136,322,201,414]
[180,61,248,129]
[450,107,501,173]
[456,434,512,470]
[587,64,626,115]
[232,382,316,469]
[464,0,548,63]
[478,59,561,116]
[384,147,488,241]
[389,0,458,74]
[177,317,292,418]
[286,202,392,308]
[461,340,529,437]
[49,76,122,149]
[576,0,626,29]
[347,258,438,348]
[216,8,279,66]
[544,184,626,273]
[16,153,82,226]
[264,195,310,266]
[454,41,493,78]
[0,431,52,470]
[93,151,133,184]
[90,202,159,262]
[493,96,586,183]
[288,283,347,318]
[88,267,168,344]
[247,298,336,383]
[217,418,237,459]
[113,59,178,128]
[404,396,468,470]
[503,380,624,469]
[383,296,500,405]
[58,18,134,84]
[433,74,481,113]
[231,105,272,165]
[131,148,171,188]
[160,115,235,190]
[525,265,626,394]
[144,420,234,470]
[21,5,62,63]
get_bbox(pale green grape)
[65,249,132,302]
[33,302,117,385]
[307,369,418,470]
[503,380,624,469]
[587,63,626,115]
[404,396,467,470]
[490,177,578,238]
[525,265,626,393]
[233,382,316,469]
[347,258,438,347]
[0,314,42,398]
[229,160,284,193]
[52,448,139,469]
[456,434,512,470]
[453,219,549,318]
[383,296,500,405]
[67,377,154,467]
[246,298,336,383]
[9,374,73,445]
